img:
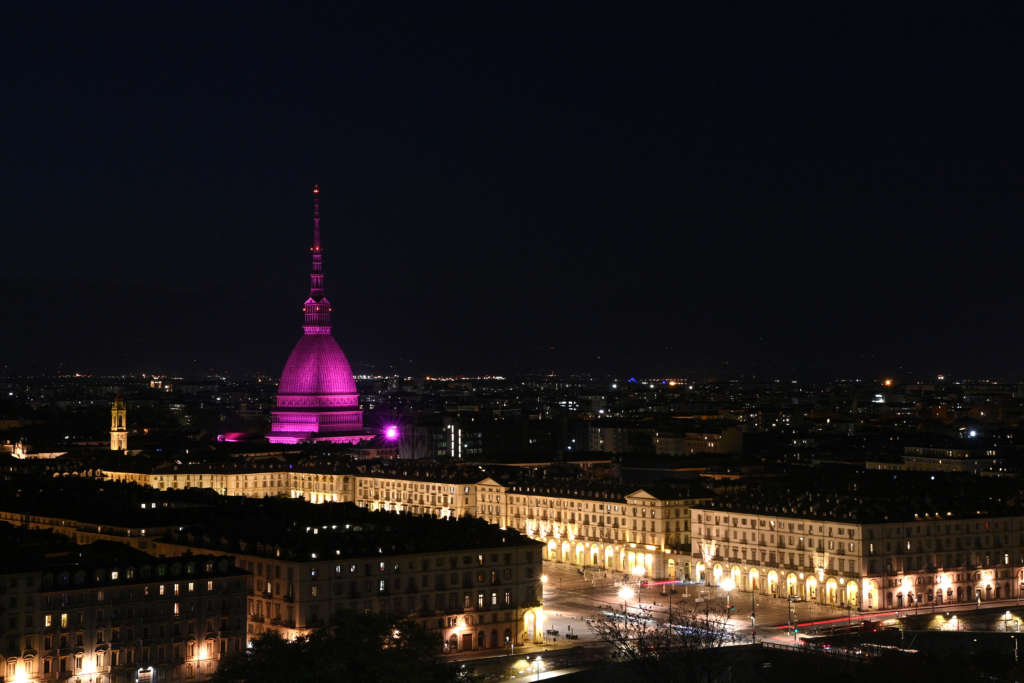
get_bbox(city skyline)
[3,5,1024,378]
[9,6,1024,682]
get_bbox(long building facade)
[690,504,1024,612]
[0,478,546,658]
[0,523,247,683]
[97,460,712,580]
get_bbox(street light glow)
[632,565,646,577]
[721,577,735,592]
[618,586,635,601]
[541,574,548,584]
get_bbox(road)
[538,560,852,644]
[453,562,1024,679]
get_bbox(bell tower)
[110,393,127,451]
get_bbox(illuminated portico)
[692,504,1024,612]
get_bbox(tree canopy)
[212,610,471,683]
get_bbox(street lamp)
[532,656,544,682]
[618,585,635,613]
[721,577,735,611]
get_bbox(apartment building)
[0,476,546,655]
[505,481,712,580]
[96,459,713,580]
[0,523,246,683]
[691,492,1024,612]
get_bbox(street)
[538,560,852,644]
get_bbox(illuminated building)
[0,476,546,654]
[0,522,246,683]
[110,394,127,452]
[97,459,711,579]
[267,187,372,445]
[503,481,711,580]
[691,501,1024,612]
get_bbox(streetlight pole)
[751,586,756,644]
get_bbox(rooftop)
[697,470,1024,523]
[0,474,539,562]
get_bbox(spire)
[303,184,331,333]
[313,184,321,252]
[309,184,325,298]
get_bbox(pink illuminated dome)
[267,186,372,445]
[278,335,357,396]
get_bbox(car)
[546,628,559,636]
[565,634,579,640]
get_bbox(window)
[60,613,68,628]
[45,614,52,627]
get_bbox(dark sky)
[2,4,1023,378]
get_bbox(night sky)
[2,4,1023,378]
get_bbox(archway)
[712,564,723,585]
[695,562,706,583]
[749,569,760,592]
[805,577,818,601]
[826,578,838,605]
[524,611,536,641]
[767,570,779,596]
[786,573,798,597]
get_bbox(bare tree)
[589,604,732,681]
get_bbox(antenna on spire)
[312,184,321,251]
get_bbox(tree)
[213,610,475,683]
[589,603,732,681]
